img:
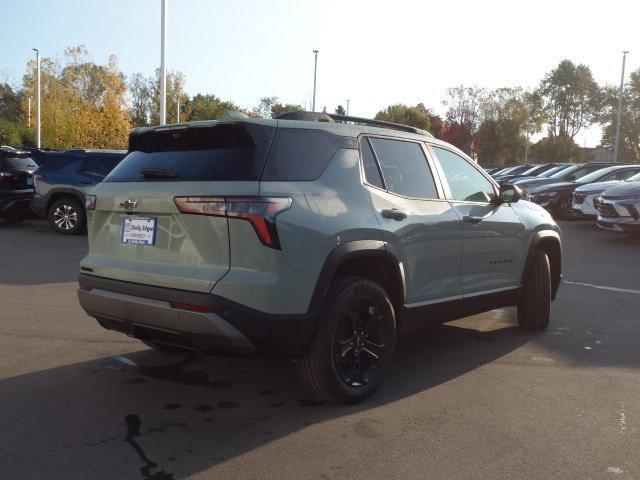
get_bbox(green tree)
[473,88,544,166]
[529,136,584,163]
[252,97,303,118]
[599,69,640,163]
[272,103,304,118]
[335,105,346,116]
[374,103,433,132]
[0,83,23,123]
[537,59,602,140]
[182,94,239,121]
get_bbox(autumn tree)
[22,46,130,149]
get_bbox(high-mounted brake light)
[173,196,292,250]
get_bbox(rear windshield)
[39,155,75,171]
[3,157,38,171]
[105,124,256,182]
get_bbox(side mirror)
[499,185,522,204]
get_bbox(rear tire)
[48,197,85,235]
[297,276,396,404]
[517,249,551,331]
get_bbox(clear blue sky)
[2,0,639,146]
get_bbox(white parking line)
[563,280,640,295]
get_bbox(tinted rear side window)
[40,155,75,171]
[369,138,438,198]
[360,138,384,188]
[81,155,124,178]
[261,128,355,181]
[106,124,256,182]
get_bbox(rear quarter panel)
[259,148,382,286]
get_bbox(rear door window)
[368,138,438,198]
[81,156,122,178]
[106,124,257,182]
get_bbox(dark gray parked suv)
[77,113,562,403]
[32,149,126,234]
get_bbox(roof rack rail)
[274,111,432,137]
[327,113,432,136]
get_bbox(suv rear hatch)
[83,122,275,292]
[0,157,37,191]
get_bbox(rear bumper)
[30,193,48,218]
[77,273,316,357]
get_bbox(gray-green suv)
[77,112,562,404]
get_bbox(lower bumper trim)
[78,287,256,354]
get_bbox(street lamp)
[160,0,167,125]
[312,50,319,112]
[613,51,629,163]
[346,99,350,116]
[31,48,41,148]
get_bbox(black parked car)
[524,165,640,220]
[0,147,39,223]
[498,163,571,186]
[32,149,126,234]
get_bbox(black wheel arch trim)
[522,229,562,300]
[47,188,85,211]
[306,239,406,318]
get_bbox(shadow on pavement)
[0,323,534,480]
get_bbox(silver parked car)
[573,171,640,219]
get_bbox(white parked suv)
[573,171,640,219]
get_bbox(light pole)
[613,51,629,163]
[177,98,180,123]
[345,99,350,116]
[160,0,167,125]
[312,50,318,112]
[27,96,31,128]
[32,48,41,148]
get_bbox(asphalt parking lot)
[0,220,638,480]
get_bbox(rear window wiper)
[139,168,179,179]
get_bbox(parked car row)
[0,146,126,233]
[487,161,640,236]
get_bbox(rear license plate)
[121,216,157,245]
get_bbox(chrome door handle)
[463,215,483,224]
[381,208,408,221]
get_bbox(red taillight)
[173,196,292,250]
[170,302,212,313]
[78,283,93,291]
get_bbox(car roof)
[130,113,473,163]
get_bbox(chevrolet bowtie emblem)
[120,199,139,210]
